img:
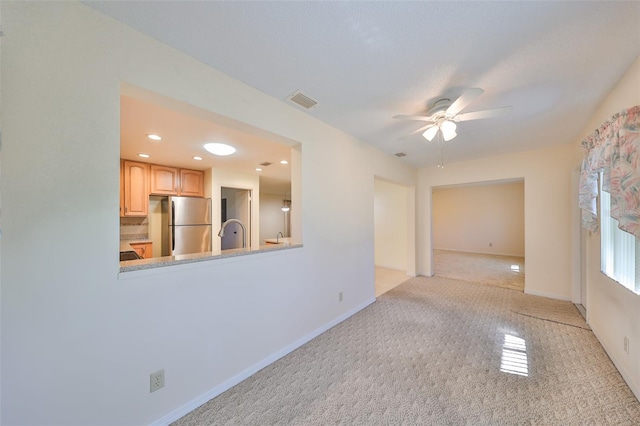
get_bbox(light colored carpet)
[173,276,639,425]
[434,249,525,292]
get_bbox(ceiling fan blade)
[445,88,485,117]
[398,123,432,140]
[455,106,512,122]
[392,114,434,122]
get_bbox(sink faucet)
[276,231,284,243]
[218,219,247,249]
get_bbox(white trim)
[524,289,572,301]
[590,322,640,401]
[374,264,408,272]
[433,248,525,258]
[149,297,376,426]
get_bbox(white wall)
[432,181,525,257]
[419,143,575,300]
[573,56,640,400]
[374,178,408,271]
[0,3,417,425]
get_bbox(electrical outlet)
[339,291,343,302]
[150,369,165,393]
[624,336,629,355]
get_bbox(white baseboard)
[524,289,571,301]
[590,323,640,402]
[434,248,524,258]
[149,297,376,426]
[374,264,407,272]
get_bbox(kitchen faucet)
[218,219,247,249]
[276,231,284,243]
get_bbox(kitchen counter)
[119,242,302,273]
[120,238,152,253]
[264,237,292,244]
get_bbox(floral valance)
[579,105,640,236]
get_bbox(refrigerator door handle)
[171,201,176,252]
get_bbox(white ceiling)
[89,1,640,168]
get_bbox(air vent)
[287,91,317,110]
[394,152,407,157]
[260,161,272,167]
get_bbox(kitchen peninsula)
[119,241,302,273]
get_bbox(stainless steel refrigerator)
[161,196,212,256]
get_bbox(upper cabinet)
[122,160,149,217]
[179,169,205,197]
[150,165,179,196]
[150,165,204,197]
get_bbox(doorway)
[432,179,525,291]
[374,178,413,296]
[221,187,252,250]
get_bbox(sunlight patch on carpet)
[500,334,528,377]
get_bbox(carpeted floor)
[434,249,525,292]
[173,276,639,425]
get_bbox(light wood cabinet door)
[179,169,204,197]
[150,165,179,196]
[120,161,125,217]
[123,161,149,216]
[130,242,153,259]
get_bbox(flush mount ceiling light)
[280,160,289,165]
[146,134,162,141]
[138,153,150,158]
[255,168,263,172]
[204,142,236,156]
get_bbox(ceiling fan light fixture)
[440,120,457,141]
[443,130,457,142]
[423,125,438,141]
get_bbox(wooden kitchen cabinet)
[179,168,205,197]
[130,242,153,259]
[150,165,179,196]
[120,162,125,216]
[122,160,149,216]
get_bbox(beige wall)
[374,178,409,271]
[0,3,417,425]
[433,181,524,257]
[419,143,575,300]
[574,56,640,400]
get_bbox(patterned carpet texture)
[174,276,640,425]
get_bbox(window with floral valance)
[579,105,640,237]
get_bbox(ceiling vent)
[259,161,272,167]
[287,91,317,110]
[394,152,407,157]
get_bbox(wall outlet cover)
[150,369,165,393]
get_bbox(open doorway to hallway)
[374,178,414,296]
[432,179,525,291]
[221,187,252,250]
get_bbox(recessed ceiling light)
[193,156,203,161]
[204,142,236,156]
[255,168,263,172]
[147,134,162,141]
[280,160,289,165]
[138,153,150,158]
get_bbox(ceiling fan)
[393,88,511,142]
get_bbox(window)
[600,177,640,294]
